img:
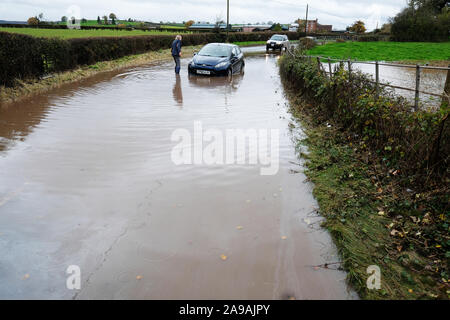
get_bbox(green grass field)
[57,20,187,30]
[232,41,266,46]
[307,41,450,62]
[160,25,187,29]
[0,27,182,39]
[233,40,299,47]
[57,20,142,28]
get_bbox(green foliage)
[391,0,450,41]
[279,47,449,179]
[272,23,282,32]
[281,48,449,299]
[27,17,39,26]
[0,32,44,86]
[300,37,316,50]
[349,20,366,34]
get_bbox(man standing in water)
[171,35,182,74]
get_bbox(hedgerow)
[280,47,449,298]
[0,31,301,87]
[280,47,449,180]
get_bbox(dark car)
[188,43,245,76]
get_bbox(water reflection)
[172,74,183,107]
[187,73,243,90]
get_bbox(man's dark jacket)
[171,39,182,57]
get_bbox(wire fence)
[286,47,450,110]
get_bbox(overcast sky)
[1,0,407,30]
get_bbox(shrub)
[300,37,316,50]
[279,47,449,180]
[27,17,39,26]
[356,35,381,42]
[0,32,44,86]
[391,1,450,41]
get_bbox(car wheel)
[227,68,233,79]
[240,63,245,75]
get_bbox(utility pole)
[304,4,309,35]
[227,0,230,42]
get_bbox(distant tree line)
[391,0,450,41]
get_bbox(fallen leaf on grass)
[410,216,420,223]
[220,254,228,261]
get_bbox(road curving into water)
[0,48,357,299]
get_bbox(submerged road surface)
[0,50,357,299]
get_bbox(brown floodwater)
[0,50,357,299]
[326,60,448,108]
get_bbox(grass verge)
[280,50,449,299]
[286,95,449,299]
[233,41,266,46]
[0,45,201,105]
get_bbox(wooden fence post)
[347,59,352,82]
[442,65,450,106]
[415,64,421,110]
[328,57,332,79]
[375,61,380,99]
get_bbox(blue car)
[188,43,245,76]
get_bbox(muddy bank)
[0,45,202,106]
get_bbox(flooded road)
[0,49,356,299]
